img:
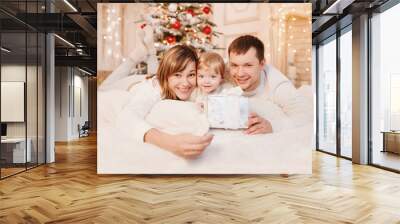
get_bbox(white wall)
[55,67,89,141]
[1,64,46,163]
[1,65,37,138]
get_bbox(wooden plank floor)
[1,135,400,224]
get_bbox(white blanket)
[98,122,312,174]
[97,80,313,174]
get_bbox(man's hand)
[169,133,213,160]
[244,112,273,135]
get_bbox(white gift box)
[207,95,249,129]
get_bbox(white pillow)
[145,100,210,136]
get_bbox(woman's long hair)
[156,45,198,100]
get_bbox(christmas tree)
[141,3,221,54]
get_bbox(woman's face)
[167,61,197,100]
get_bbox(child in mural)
[191,52,234,108]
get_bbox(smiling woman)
[156,45,198,100]
[98,30,213,160]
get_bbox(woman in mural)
[99,26,213,160]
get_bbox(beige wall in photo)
[97,3,145,84]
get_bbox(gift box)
[207,95,249,129]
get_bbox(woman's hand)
[169,133,213,160]
[244,112,273,135]
[144,129,213,160]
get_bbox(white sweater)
[99,60,312,144]
[252,64,313,129]
[99,59,163,144]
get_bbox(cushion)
[145,100,210,136]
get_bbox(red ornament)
[202,26,212,35]
[166,35,176,44]
[172,20,181,29]
[140,23,146,29]
[186,9,195,16]
[202,6,210,14]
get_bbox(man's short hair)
[228,35,265,62]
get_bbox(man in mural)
[228,35,313,135]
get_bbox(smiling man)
[228,35,312,134]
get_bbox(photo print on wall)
[97,3,313,174]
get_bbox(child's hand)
[196,102,205,112]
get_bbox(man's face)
[229,47,265,92]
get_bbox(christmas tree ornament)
[166,35,176,44]
[168,3,177,12]
[202,6,211,14]
[172,20,181,29]
[186,8,195,16]
[202,25,212,35]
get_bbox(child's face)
[197,68,223,94]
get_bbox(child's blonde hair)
[198,52,225,78]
